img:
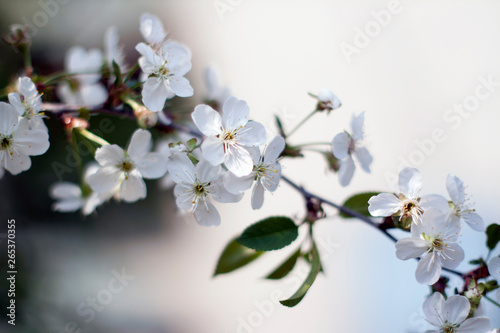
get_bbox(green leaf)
[265,248,301,280]
[186,138,198,151]
[486,223,500,250]
[339,192,380,218]
[112,60,122,85]
[214,238,264,276]
[236,216,298,251]
[280,243,321,307]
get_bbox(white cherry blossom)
[317,88,341,111]
[136,41,193,111]
[395,208,464,285]
[87,129,167,203]
[487,257,500,300]
[192,97,267,177]
[446,174,484,231]
[368,167,449,226]
[57,46,108,107]
[224,135,285,210]
[167,157,242,226]
[423,292,491,333]
[0,102,49,176]
[204,65,231,109]
[8,77,46,131]
[331,111,372,186]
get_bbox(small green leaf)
[265,248,301,280]
[339,192,380,218]
[280,243,321,307]
[112,60,122,85]
[214,238,264,276]
[236,216,298,251]
[186,138,198,151]
[486,223,500,250]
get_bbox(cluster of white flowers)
[368,167,484,285]
[0,77,49,178]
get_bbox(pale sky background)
[2,0,500,332]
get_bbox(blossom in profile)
[57,46,108,107]
[316,88,341,112]
[8,76,46,131]
[368,167,448,226]
[331,111,372,186]
[395,208,464,285]
[167,157,242,226]
[446,174,484,231]
[136,41,193,111]
[423,292,491,333]
[87,129,168,202]
[192,97,267,177]
[0,102,49,176]
[50,164,112,216]
[224,135,285,209]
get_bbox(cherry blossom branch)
[280,174,465,279]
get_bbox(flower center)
[422,233,445,252]
[120,161,134,172]
[1,136,12,150]
[442,321,459,332]
[157,64,170,79]
[192,181,211,203]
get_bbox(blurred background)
[1,0,500,332]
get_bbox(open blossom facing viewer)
[331,111,372,186]
[446,174,484,231]
[0,103,50,176]
[167,156,242,226]
[192,97,267,177]
[395,208,464,285]
[423,292,491,333]
[224,135,285,210]
[87,129,167,203]
[8,77,46,131]
[368,167,448,226]
[57,46,108,107]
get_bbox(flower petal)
[415,252,441,285]
[49,182,81,200]
[142,77,170,112]
[395,237,428,260]
[446,174,465,204]
[264,135,285,163]
[223,172,254,194]
[351,111,365,141]
[173,183,195,211]
[331,132,349,159]
[1,148,31,175]
[135,152,167,179]
[166,153,196,184]
[8,93,24,116]
[79,84,108,107]
[200,135,225,166]
[398,167,422,199]
[442,295,470,324]
[236,120,267,147]
[488,257,500,280]
[441,243,464,269]
[422,292,444,327]
[338,155,355,187]
[458,317,492,333]
[0,103,19,135]
[127,129,152,159]
[461,211,485,231]
[170,76,194,97]
[251,180,265,210]
[87,166,122,193]
[140,13,167,44]
[222,97,249,130]
[354,146,372,173]
[95,145,125,167]
[224,145,253,177]
[194,200,221,226]
[420,194,449,214]
[192,104,223,137]
[119,172,146,202]
[53,198,83,213]
[13,129,50,156]
[368,193,400,217]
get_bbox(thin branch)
[280,174,464,278]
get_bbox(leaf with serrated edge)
[214,238,264,276]
[265,248,301,280]
[236,216,298,251]
[280,243,321,307]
